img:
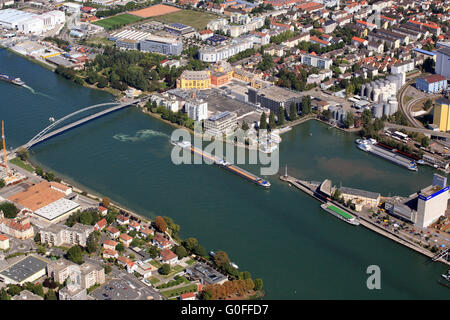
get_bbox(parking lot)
[91,275,162,300]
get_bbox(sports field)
[145,10,217,30]
[129,4,181,18]
[92,13,142,30]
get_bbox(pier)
[280,173,450,266]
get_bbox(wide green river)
[1,48,449,299]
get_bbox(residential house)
[106,226,120,239]
[94,218,107,231]
[160,249,178,265]
[119,233,133,247]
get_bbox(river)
[1,48,449,299]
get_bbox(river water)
[1,48,449,299]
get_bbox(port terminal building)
[385,174,449,228]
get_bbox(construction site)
[1,120,27,187]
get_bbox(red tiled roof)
[120,233,132,241]
[0,234,9,241]
[103,239,118,247]
[180,292,196,299]
[160,249,177,261]
[352,36,367,43]
[96,218,107,229]
[106,226,119,234]
[310,36,330,46]
[422,74,446,84]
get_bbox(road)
[384,123,450,139]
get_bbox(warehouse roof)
[0,255,47,283]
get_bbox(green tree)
[213,251,230,268]
[259,112,267,130]
[277,106,285,126]
[45,289,57,300]
[0,202,18,218]
[147,245,160,258]
[268,111,276,129]
[362,108,372,126]
[116,243,125,253]
[16,148,29,161]
[160,263,171,275]
[344,112,355,128]
[7,285,22,296]
[0,288,10,300]
[289,102,297,121]
[175,246,188,259]
[67,245,84,265]
[104,264,112,274]
[34,232,41,243]
[301,96,311,115]
[0,179,5,189]
[254,278,264,291]
[183,238,198,252]
[86,232,100,254]
[241,120,249,131]
[421,136,430,148]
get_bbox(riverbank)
[23,156,152,225]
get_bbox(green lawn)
[9,157,34,172]
[146,10,217,30]
[160,283,198,298]
[93,14,142,30]
[148,276,160,285]
[149,260,162,268]
[185,258,197,266]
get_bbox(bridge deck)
[23,102,136,150]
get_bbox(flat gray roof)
[0,256,47,283]
[340,187,380,200]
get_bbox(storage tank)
[360,84,366,98]
[366,84,373,100]
[373,88,381,103]
[383,104,391,117]
[372,103,383,118]
[390,100,398,114]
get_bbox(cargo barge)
[356,139,418,171]
[320,203,360,226]
[172,140,271,188]
[0,74,25,86]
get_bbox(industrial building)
[0,255,47,285]
[248,85,302,113]
[416,74,447,93]
[204,111,238,137]
[0,9,65,35]
[359,75,403,118]
[8,181,79,224]
[435,47,450,80]
[385,174,449,227]
[110,29,183,55]
[164,23,196,37]
[432,99,450,132]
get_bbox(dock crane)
[2,120,10,178]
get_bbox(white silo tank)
[372,103,383,118]
[390,100,398,114]
[383,104,391,117]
